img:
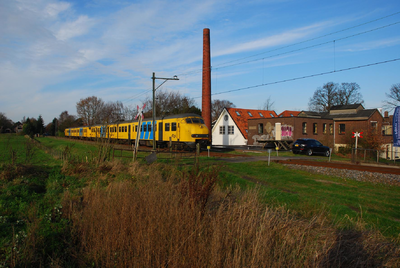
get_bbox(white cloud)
[55,15,96,41]
[44,2,71,18]
[214,22,332,57]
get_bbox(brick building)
[246,104,392,152]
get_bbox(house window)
[329,124,333,135]
[290,114,294,117]
[313,123,317,134]
[219,126,225,135]
[172,122,177,131]
[248,112,253,117]
[302,122,307,134]
[235,111,241,116]
[323,123,327,134]
[165,123,170,131]
[371,121,378,133]
[270,113,275,117]
[339,124,345,134]
[228,126,234,135]
[258,112,264,117]
[258,124,263,134]
[382,125,392,136]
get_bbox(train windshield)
[186,117,204,124]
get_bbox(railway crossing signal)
[352,131,363,149]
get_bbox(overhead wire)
[175,11,400,77]
[193,58,400,99]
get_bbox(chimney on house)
[384,111,389,118]
[202,28,212,142]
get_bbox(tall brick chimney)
[202,28,212,142]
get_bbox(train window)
[148,124,152,132]
[165,123,170,131]
[186,118,192,123]
[144,125,147,132]
[125,126,127,132]
[172,122,177,131]
[135,125,138,132]
[119,127,121,132]
[200,118,204,124]
[192,118,200,123]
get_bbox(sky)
[1,0,400,124]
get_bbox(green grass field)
[1,134,399,266]
[218,161,400,238]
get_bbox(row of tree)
[2,82,399,136]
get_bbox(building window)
[258,112,264,117]
[302,122,307,134]
[371,121,378,133]
[382,125,392,136]
[172,122,177,131]
[270,113,275,117]
[228,126,234,135]
[313,123,317,134]
[248,112,253,117]
[165,123,170,131]
[329,124,333,135]
[258,123,263,134]
[235,111,241,116]
[339,124,345,134]
[219,126,225,135]
[323,123,327,134]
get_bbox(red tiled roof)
[278,110,301,117]
[226,108,278,139]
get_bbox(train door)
[128,125,131,143]
[158,122,163,141]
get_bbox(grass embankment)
[0,135,399,267]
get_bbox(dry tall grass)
[62,162,399,267]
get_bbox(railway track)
[273,159,400,175]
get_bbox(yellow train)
[65,113,209,149]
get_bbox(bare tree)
[308,82,363,112]
[336,83,363,105]
[100,101,124,123]
[142,90,200,118]
[76,96,105,125]
[262,96,275,110]
[308,82,339,112]
[212,99,235,122]
[384,83,400,109]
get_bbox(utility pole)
[152,72,179,151]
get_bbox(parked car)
[292,138,330,156]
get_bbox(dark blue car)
[292,138,330,157]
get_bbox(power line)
[176,11,400,77]
[212,20,400,70]
[195,58,400,98]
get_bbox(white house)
[212,107,278,146]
